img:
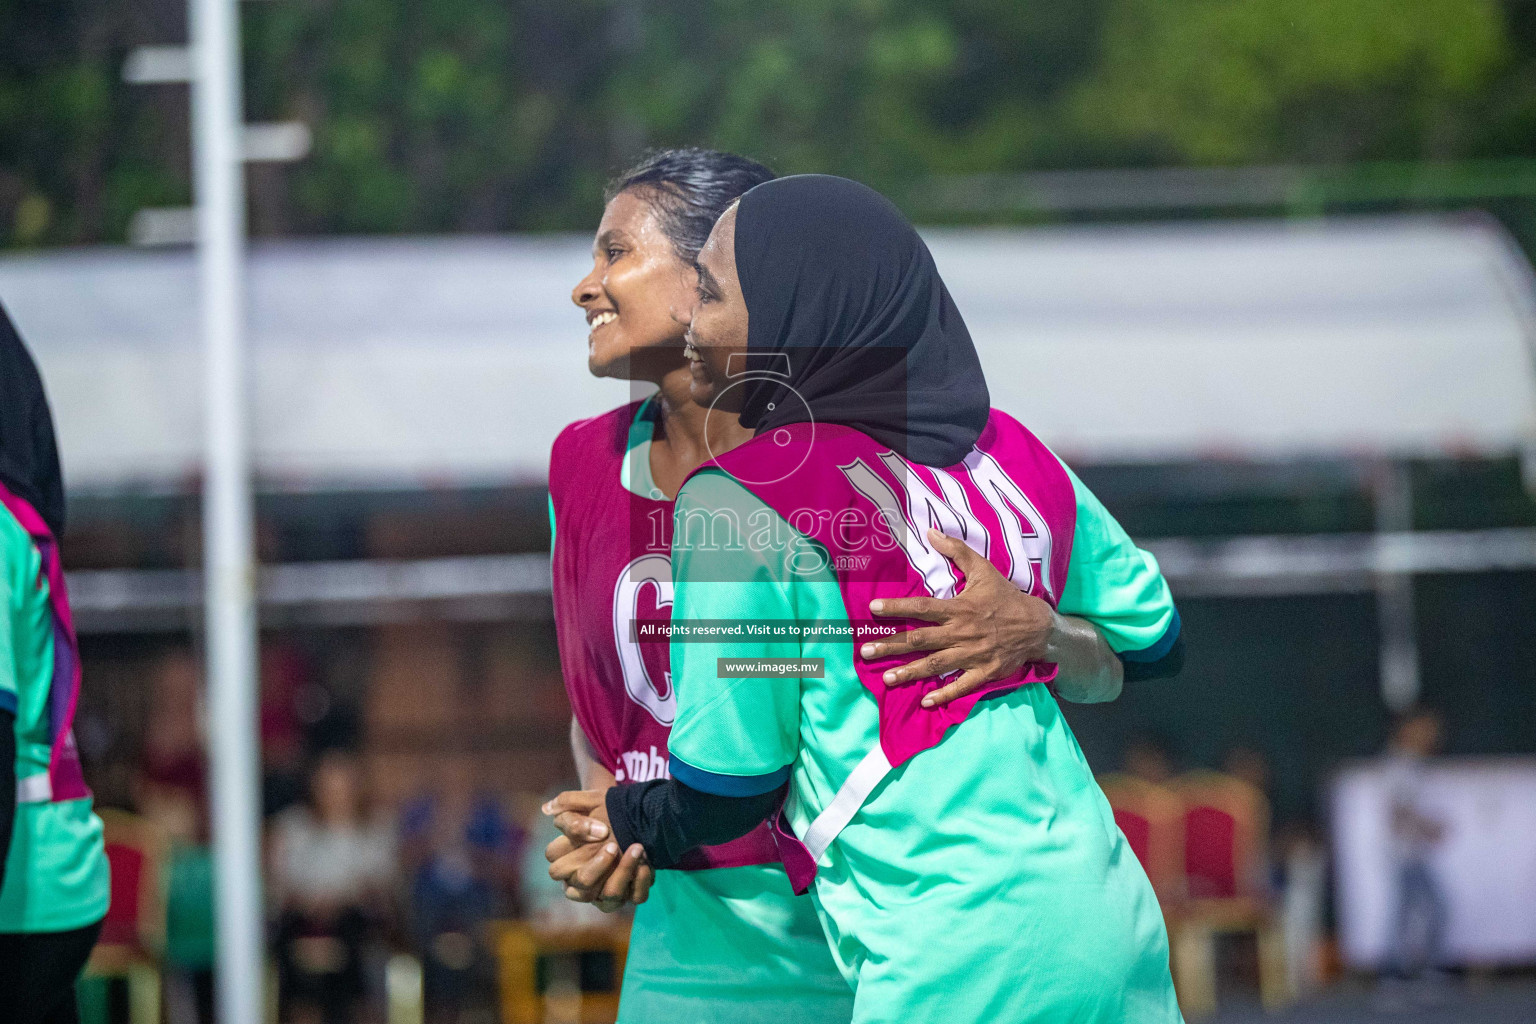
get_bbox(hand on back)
[861,528,1057,706]
[543,788,654,911]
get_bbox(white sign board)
[1332,758,1536,967]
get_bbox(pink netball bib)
[549,401,779,871]
[696,408,1077,890]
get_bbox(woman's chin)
[590,336,691,382]
[686,373,718,407]
[587,346,631,380]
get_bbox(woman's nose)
[572,271,601,307]
[669,297,693,327]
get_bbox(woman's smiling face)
[684,203,750,411]
[571,188,696,381]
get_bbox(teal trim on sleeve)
[546,494,556,554]
[1054,458,1177,655]
[1119,607,1181,662]
[669,756,790,796]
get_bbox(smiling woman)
[571,188,696,383]
[551,150,861,1024]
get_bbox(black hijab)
[0,301,65,536]
[731,174,989,468]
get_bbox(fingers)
[548,841,608,889]
[547,841,591,882]
[551,810,610,843]
[880,649,966,686]
[921,667,992,708]
[867,594,949,623]
[927,528,1005,585]
[859,625,942,661]
[542,789,604,817]
[595,844,646,912]
[573,842,623,889]
[598,845,639,902]
[632,863,655,905]
[551,843,619,903]
[556,873,600,903]
[545,834,576,864]
[925,528,983,570]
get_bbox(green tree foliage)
[2,0,1534,245]
[0,0,187,247]
[1068,0,1510,164]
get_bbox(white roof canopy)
[2,214,1532,492]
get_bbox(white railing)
[62,529,1536,633]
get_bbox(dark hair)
[607,147,775,264]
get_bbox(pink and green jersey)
[665,409,1183,1023]
[0,485,108,934]
[548,398,853,1024]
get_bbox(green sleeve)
[665,470,803,793]
[0,521,21,714]
[1055,461,1179,658]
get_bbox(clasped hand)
[543,789,654,912]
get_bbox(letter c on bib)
[613,554,676,724]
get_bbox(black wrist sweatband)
[606,777,784,870]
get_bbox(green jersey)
[666,463,1182,1023]
[0,505,108,933]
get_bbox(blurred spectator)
[1124,734,1175,786]
[261,644,312,819]
[136,650,218,1024]
[1276,820,1328,998]
[399,761,523,1023]
[137,650,208,845]
[271,750,397,1024]
[1381,707,1449,985]
[1222,745,1271,797]
[163,842,217,1024]
[1221,745,1277,894]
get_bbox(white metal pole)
[190,0,263,1019]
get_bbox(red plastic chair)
[1185,800,1243,899]
[85,809,163,1024]
[1169,773,1287,1017]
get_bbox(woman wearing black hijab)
[0,301,110,1024]
[547,177,1185,1021]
